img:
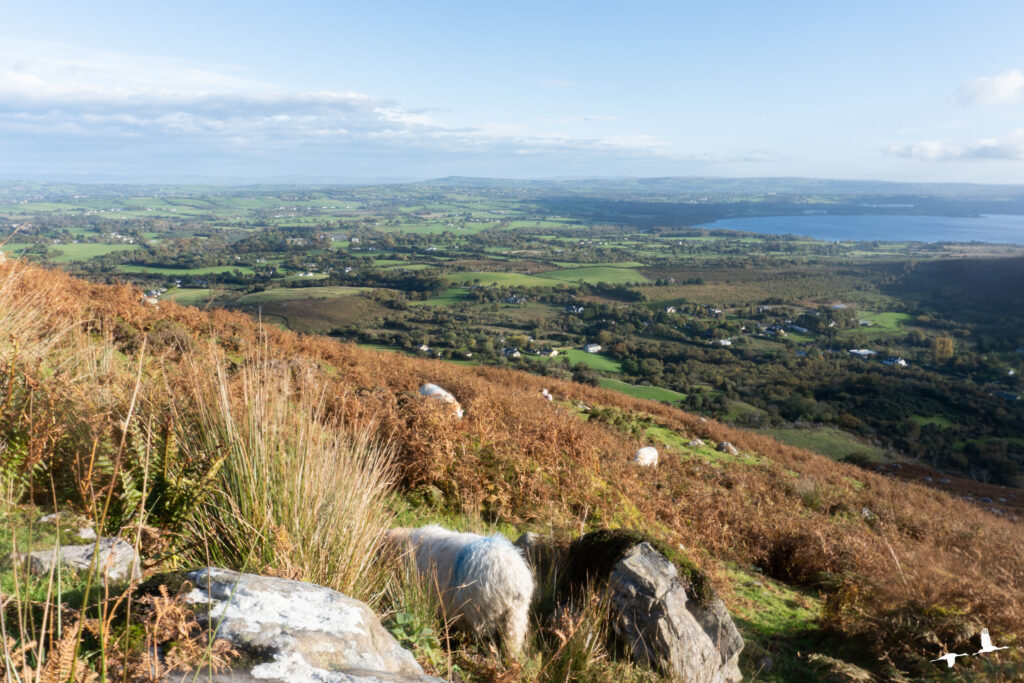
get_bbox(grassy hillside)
[1,260,1022,681]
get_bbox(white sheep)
[634,446,659,466]
[418,383,464,419]
[540,388,553,401]
[384,525,534,656]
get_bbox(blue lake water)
[696,214,1024,245]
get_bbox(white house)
[849,349,878,360]
[788,324,810,334]
[882,357,908,367]
[715,339,733,347]
[583,343,602,353]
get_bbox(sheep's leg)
[500,603,529,657]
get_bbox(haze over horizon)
[4,1,1024,184]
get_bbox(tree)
[930,336,954,364]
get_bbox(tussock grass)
[178,352,396,602]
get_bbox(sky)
[2,1,1024,183]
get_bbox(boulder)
[688,438,705,448]
[609,543,742,682]
[17,537,140,582]
[37,512,98,542]
[717,442,739,456]
[184,568,443,683]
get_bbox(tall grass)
[179,351,396,602]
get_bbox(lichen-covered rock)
[184,568,442,682]
[609,543,742,682]
[17,537,140,582]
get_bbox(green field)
[413,287,472,306]
[539,265,650,284]
[444,271,558,287]
[51,243,141,262]
[559,348,623,372]
[598,378,685,404]
[162,288,216,305]
[757,427,894,463]
[235,286,369,304]
[120,264,256,276]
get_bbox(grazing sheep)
[540,388,553,401]
[634,446,659,466]
[418,383,464,419]
[385,525,534,656]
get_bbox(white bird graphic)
[931,652,970,668]
[975,628,1009,655]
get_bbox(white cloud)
[885,130,1024,161]
[0,40,776,177]
[955,69,1024,105]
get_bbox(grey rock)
[688,596,744,678]
[717,442,739,456]
[687,438,705,448]
[17,537,140,582]
[609,543,742,682]
[185,568,442,683]
[166,665,443,683]
[36,513,97,542]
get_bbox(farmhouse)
[583,343,602,353]
[537,348,558,357]
[788,324,809,334]
[849,349,878,360]
[882,357,908,367]
[502,347,521,359]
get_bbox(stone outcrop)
[184,568,443,683]
[17,537,140,582]
[609,543,742,682]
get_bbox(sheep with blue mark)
[384,525,534,656]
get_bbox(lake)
[697,214,1024,244]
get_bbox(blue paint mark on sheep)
[453,536,504,587]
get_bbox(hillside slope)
[1,260,1022,680]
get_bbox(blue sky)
[3,1,1024,182]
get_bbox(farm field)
[598,378,686,404]
[235,286,369,304]
[539,265,650,284]
[757,427,894,463]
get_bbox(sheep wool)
[634,446,659,466]
[418,383,464,419]
[385,525,534,655]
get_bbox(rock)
[806,653,875,682]
[634,446,659,467]
[37,513,97,541]
[609,543,742,682]
[688,595,744,678]
[717,442,739,456]
[16,537,140,582]
[688,438,705,448]
[184,568,442,682]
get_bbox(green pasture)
[119,264,256,276]
[598,378,685,404]
[757,427,893,462]
[412,287,472,306]
[235,286,369,304]
[559,348,623,372]
[539,265,650,284]
[444,271,557,287]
